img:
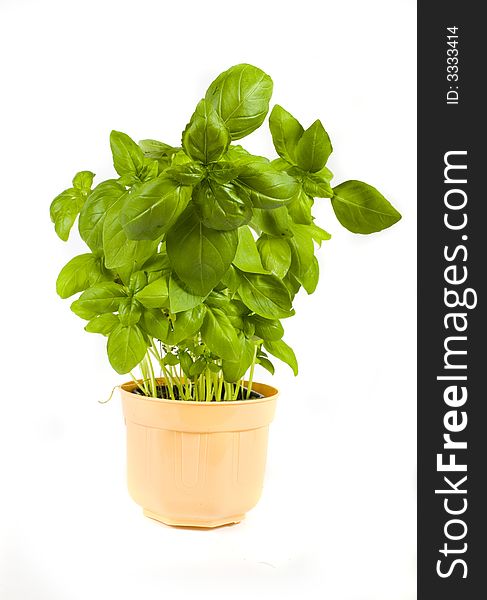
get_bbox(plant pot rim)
[119,379,279,407]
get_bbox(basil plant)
[50,64,401,401]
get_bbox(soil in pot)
[132,384,264,401]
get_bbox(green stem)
[246,344,258,399]
[145,352,157,398]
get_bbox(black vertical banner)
[418,2,485,598]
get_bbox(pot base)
[143,509,245,528]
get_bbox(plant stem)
[246,344,258,399]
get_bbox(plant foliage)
[50,64,401,400]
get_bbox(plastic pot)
[120,380,278,528]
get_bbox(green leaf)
[103,194,159,270]
[128,271,148,294]
[269,105,304,164]
[139,254,169,275]
[222,335,255,382]
[302,172,333,198]
[250,315,284,341]
[140,309,170,341]
[236,270,293,319]
[205,64,273,140]
[287,190,313,225]
[300,256,319,294]
[193,180,252,230]
[78,180,125,252]
[256,234,291,278]
[72,171,95,192]
[182,99,230,163]
[220,265,239,293]
[165,305,206,345]
[164,352,180,366]
[207,162,241,184]
[332,180,402,234]
[264,339,298,376]
[84,313,120,336]
[50,188,84,241]
[251,206,293,237]
[233,226,268,274]
[166,207,238,296]
[168,274,206,313]
[138,139,179,159]
[295,120,332,172]
[257,356,275,375]
[121,176,192,240]
[56,253,100,299]
[189,357,207,377]
[200,306,241,361]
[119,297,143,325]
[307,221,331,246]
[137,157,160,182]
[288,224,314,280]
[70,282,127,320]
[283,270,301,298]
[135,276,169,308]
[166,162,206,186]
[107,324,148,374]
[179,352,193,378]
[110,130,145,177]
[237,163,299,209]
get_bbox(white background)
[0,1,416,598]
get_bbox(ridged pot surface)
[120,381,278,528]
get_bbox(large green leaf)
[121,176,192,240]
[264,339,298,375]
[295,120,332,173]
[56,253,106,299]
[193,180,252,230]
[233,226,268,274]
[332,180,402,234]
[237,163,299,209]
[182,98,230,163]
[103,194,159,270]
[166,207,238,296]
[269,105,304,165]
[205,64,273,140]
[222,335,255,382]
[168,274,206,313]
[70,282,127,320]
[107,324,148,374]
[200,306,241,360]
[78,180,125,252]
[236,270,293,319]
[135,276,169,308]
[110,130,145,176]
[50,188,84,241]
[256,234,291,278]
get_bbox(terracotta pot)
[120,380,278,528]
